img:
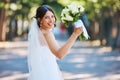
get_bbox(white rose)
[61,8,69,16]
[78,5,84,12]
[61,13,73,21]
[67,4,79,15]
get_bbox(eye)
[51,15,55,18]
[45,16,49,19]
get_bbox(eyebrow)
[45,14,54,17]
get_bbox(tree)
[0,0,10,41]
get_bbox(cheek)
[42,19,48,24]
[43,22,48,26]
[53,18,56,23]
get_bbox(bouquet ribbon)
[74,19,89,39]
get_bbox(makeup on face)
[40,11,55,30]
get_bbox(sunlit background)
[0,0,120,80]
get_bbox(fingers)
[74,27,83,32]
[73,27,83,36]
[74,27,82,29]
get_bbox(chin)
[49,25,54,28]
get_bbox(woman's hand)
[73,27,83,37]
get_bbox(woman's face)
[40,11,55,30]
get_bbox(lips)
[48,23,54,26]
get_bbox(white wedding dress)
[28,19,63,80]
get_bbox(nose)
[49,18,52,22]
[49,17,54,23]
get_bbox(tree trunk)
[0,9,7,41]
[0,0,9,41]
[115,26,120,48]
[114,10,120,48]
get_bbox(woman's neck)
[40,27,52,34]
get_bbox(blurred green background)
[0,0,120,49]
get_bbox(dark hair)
[35,5,57,27]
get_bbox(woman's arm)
[43,27,82,59]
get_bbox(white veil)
[28,19,40,47]
[27,19,40,78]
[27,18,48,79]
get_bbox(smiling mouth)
[48,23,53,26]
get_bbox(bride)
[28,5,83,80]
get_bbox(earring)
[54,23,56,27]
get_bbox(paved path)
[0,40,120,80]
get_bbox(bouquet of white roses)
[61,4,89,40]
